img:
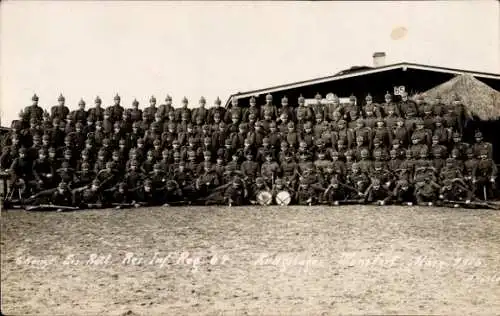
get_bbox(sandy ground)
[1,205,500,316]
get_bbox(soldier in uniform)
[278,96,295,122]
[208,97,226,124]
[381,92,400,117]
[225,97,243,124]
[295,95,313,122]
[260,94,277,120]
[51,94,70,121]
[472,149,497,199]
[23,94,44,123]
[365,178,393,205]
[346,162,370,201]
[392,179,414,206]
[141,95,157,123]
[260,150,281,186]
[399,92,418,119]
[157,95,175,119]
[414,174,440,206]
[311,93,325,120]
[48,181,74,208]
[223,176,247,206]
[472,131,493,160]
[107,94,125,123]
[296,178,316,206]
[88,96,105,122]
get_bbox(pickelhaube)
[315,93,322,100]
[384,91,392,99]
[58,93,65,102]
[199,96,206,104]
[249,96,256,103]
[165,95,172,101]
[349,94,356,102]
[132,99,139,106]
[114,94,121,101]
[281,96,288,104]
[150,95,156,102]
[95,96,102,103]
[265,93,273,101]
[365,94,372,101]
[182,96,188,103]
[215,97,221,105]
[298,95,305,103]
[32,94,39,101]
[78,98,86,105]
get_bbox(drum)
[275,190,291,206]
[257,190,273,206]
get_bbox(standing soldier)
[472,131,493,160]
[295,95,313,122]
[243,96,260,122]
[192,96,209,123]
[176,97,192,123]
[225,97,243,124]
[240,151,260,182]
[51,94,70,121]
[463,148,478,185]
[261,151,281,186]
[278,96,295,122]
[23,94,44,123]
[209,97,226,124]
[261,94,277,120]
[88,96,105,122]
[73,99,88,123]
[157,95,175,120]
[432,94,446,117]
[472,149,497,199]
[311,93,325,120]
[399,91,417,119]
[343,95,358,120]
[107,94,125,123]
[127,99,143,122]
[143,95,158,123]
[325,95,342,122]
[381,92,400,117]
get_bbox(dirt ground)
[1,205,499,316]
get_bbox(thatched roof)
[416,74,500,120]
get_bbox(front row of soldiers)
[4,142,496,209]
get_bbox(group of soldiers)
[0,90,498,210]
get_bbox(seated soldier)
[51,181,74,208]
[224,176,246,206]
[392,179,415,206]
[134,178,166,207]
[73,179,105,209]
[164,180,185,206]
[295,179,316,206]
[365,178,392,205]
[248,177,271,205]
[323,177,347,205]
[111,182,134,208]
[414,174,441,206]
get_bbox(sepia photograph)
[1,1,499,315]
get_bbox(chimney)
[373,52,386,67]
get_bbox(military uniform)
[51,94,70,121]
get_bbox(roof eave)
[225,62,500,106]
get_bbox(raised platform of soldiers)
[0,90,498,210]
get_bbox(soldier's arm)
[490,161,498,179]
[32,161,41,182]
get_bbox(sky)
[1,0,499,126]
